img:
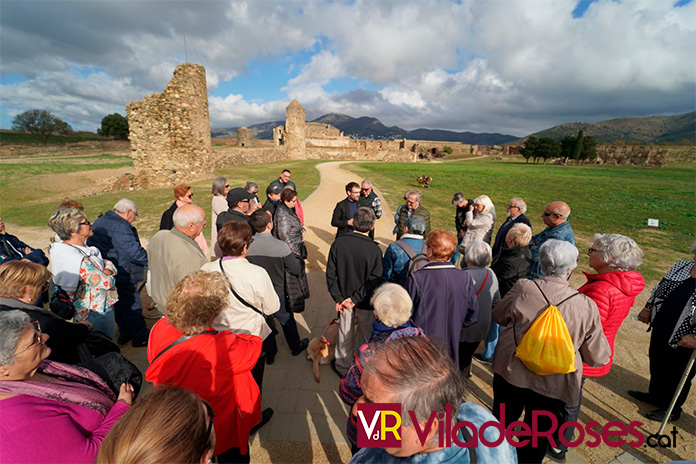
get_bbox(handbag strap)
[218,259,265,317]
[476,270,489,296]
[151,329,217,364]
[532,280,579,307]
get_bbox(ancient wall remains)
[595,145,668,167]
[285,100,306,158]
[237,127,252,147]
[126,63,213,188]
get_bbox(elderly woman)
[406,229,478,365]
[98,387,216,464]
[459,194,496,255]
[459,241,500,376]
[350,337,516,464]
[160,184,208,254]
[273,187,309,312]
[48,208,118,338]
[492,240,610,464]
[339,283,426,453]
[0,310,133,463]
[146,271,263,463]
[211,177,230,257]
[629,240,696,423]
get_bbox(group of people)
[0,168,694,464]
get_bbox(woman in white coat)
[459,194,496,256]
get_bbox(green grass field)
[0,131,108,145]
[348,158,696,284]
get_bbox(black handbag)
[76,330,121,363]
[48,279,76,320]
[79,352,143,400]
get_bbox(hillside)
[526,112,695,144]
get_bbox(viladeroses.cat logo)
[356,403,402,447]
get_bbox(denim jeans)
[86,306,115,339]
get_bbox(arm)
[382,246,396,282]
[492,281,523,326]
[349,253,384,308]
[24,248,49,266]
[256,270,281,316]
[283,250,303,276]
[43,315,90,349]
[331,202,347,228]
[227,333,263,373]
[372,197,382,219]
[466,211,493,229]
[112,225,148,267]
[422,209,431,238]
[326,244,343,303]
[578,301,611,367]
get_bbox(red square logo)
[356,403,402,448]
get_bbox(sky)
[1,0,694,137]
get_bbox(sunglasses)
[542,212,559,217]
[225,184,230,188]
[186,194,194,199]
[79,220,91,226]
[201,399,215,451]
[361,187,370,191]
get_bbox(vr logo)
[356,403,402,447]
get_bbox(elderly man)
[350,337,516,464]
[148,204,207,313]
[382,216,427,286]
[491,197,532,261]
[267,169,296,192]
[216,188,254,231]
[88,198,149,346]
[492,240,610,464]
[396,189,430,240]
[527,201,575,279]
[0,217,48,267]
[357,180,382,240]
[327,207,383,376]
[331,182,361,238]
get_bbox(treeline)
[10,109,128,145]
[521,130,597,165]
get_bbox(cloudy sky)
[1,0,694,137]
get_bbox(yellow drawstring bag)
[514,281,578,376]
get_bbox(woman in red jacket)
[549,233,644,463]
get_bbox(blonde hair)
[0,261,51,300]
[97,387,215,464]
[166,271,229,336]
[506,223,532,248]
[48,208,85,240]
[473,195,496,220]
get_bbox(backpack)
[395,240,429,278]
[514,281,579,376]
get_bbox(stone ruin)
[237,127,252,147]
[126,63,213,188]
[594,144,668,167]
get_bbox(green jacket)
[396,204,430,239]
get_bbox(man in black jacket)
[216,188,254,231]
[491,197,532,261]
[326,207,383,376]
[357,180,382,240]
[0,217,48,266]
[330,182,361,238]
[263,184,283,217]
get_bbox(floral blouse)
[68,257,118,321]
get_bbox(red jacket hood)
[582,270,645,297]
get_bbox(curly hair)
[173,184,192,199]
[166,271,230,336]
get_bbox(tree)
[579,135,597,164]
[560,136,576,165]
[11,109,57,144]
[536,137,561,164]
[99,113,129,139]
[442,145,453,154]
[520,136,539,163]
[54,118,73,135]
[571,130,584,162]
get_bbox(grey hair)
[363,337,464,429]
[405,189,422,202]
[173,206,205,228]
[539,239,578,278]
[405,216,426,235]
[245,181,258,192]
[474,195,496,221]
[0,310,31,366]
[506,223,532,248]
[211,177,228,196]
[451,192,465,205]
[510,197,527,214]
[592,234,643,271]
[690,240,696,255]
[353,207,375,233]
[362,180,372,188]
[371,283,413,328]
[48,208,85,240]
[114,198,137,214]
[464,241,492,267]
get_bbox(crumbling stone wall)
[126,63,213,188]
[285,100,306,158]
[237,127,252,147]
[595,145,668,167]
[306,123,343,139]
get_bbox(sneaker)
[473,353,492,365]
[143,306,163,320]
[132,338,148,348]
[291,338,310,356]
[644,408,681,422]
[266,356,275,366]
[250,408,274,435]
[546,447,567,463]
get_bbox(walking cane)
[657,348,696,435]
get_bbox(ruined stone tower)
[285,100,306,159]
[126,63,213,188]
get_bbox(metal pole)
[657,348,696,435]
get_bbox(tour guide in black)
[331,182,361,238]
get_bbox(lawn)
[0,130,108,145]
[348,158,696,284]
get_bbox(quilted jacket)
[579,270,645,377]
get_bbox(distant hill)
[525,112,695,144]
[212,113,518,145]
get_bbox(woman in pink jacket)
[549,233,644,462]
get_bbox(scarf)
[50,242,105,293]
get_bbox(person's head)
[451,192,466,208]
[166,271,229,335]
[172,204,206,239]
[361,180,373,196]
[266,184,282,202]
[360,337,465,457]
[353,207,375,233]
[174,184,193,204]
[0,310,50,380]
[426,229,457,262]
[505,223,532,249]
[588,234,643,273]
[542,201,570,228]
[371,283,412,328]
[249,209,273,234]
[405,189,422,211]
[226,188,253,213]
[539,239,578,278]
[280,187,297,207]
[245,181,259,196]
[97,386,215,464]
[211,177,229,197]
[507,197,527,218]
[217,221,253,257]
[113,198,139,224]
[404,216,426,237]
[0,261,52,304]
[464,241,492,268]
[473,194,496,219]
[48,208,92,242]
[58,200,84,211]
[346,182,361,202]
[280,169,292,183]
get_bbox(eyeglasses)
[0,321,42,363]
[350,190,361,195]
[361,188,370,191]
[225,184,230,188]
[186,194,194,199]
[542,212,559,217]
[41,281,50,291]
[507,205,519,209]
[588,248,603,254]
[79,220,91,226]
[201,399,215,451]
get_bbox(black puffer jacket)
[490,245,532,297]
[273,203,304,255]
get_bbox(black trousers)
[263,298,302,358]
[649,330,696,411]
[493,374,565,464]
[458,341,479,371]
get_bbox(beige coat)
[461,210,494,250]
[492,276,610,405]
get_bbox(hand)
[24,247,32,255]
[77,320,93,330]
[335,302,345,314]
[104,269,114,276]
[117,382,135,405]
[302,230,306,239]
[347,218,354,227]
[340,298,355,310]
[468,205,474,212]
[458,230,464,239]
[677,334,696,349]
[637,308,651,324]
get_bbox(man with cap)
[382,215,427,286]
[216,187,253,231]
[263,184,283,217]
